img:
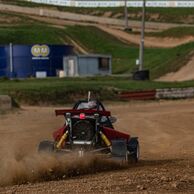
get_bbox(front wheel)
[132,142,139,163]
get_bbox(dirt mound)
[158,56,194,81]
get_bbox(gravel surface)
[0,100,194,193]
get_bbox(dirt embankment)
[98,25,194,48]
[158,55,194,82]
[0,100,194,193]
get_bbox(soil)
[0,15,21,24]
[0,100,194,193]
[158,56,194,82]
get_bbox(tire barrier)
[132,70,150,81]
[0,95,12,110]
[156,87,194,99]
[119,87,194,101]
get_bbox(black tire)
[132,70,150,80]
[38,140,55,153]
[127,138,139,163]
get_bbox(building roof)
[76,54,112,58]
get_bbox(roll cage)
[73,100,106,111]
[73,100,114,128]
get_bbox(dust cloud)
[0,144,123,186]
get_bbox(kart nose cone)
[80,113,86,119]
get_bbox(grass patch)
[0,24,68,44]
[0,11,38,25]
[1,77,194,104]
[145,27,194,38]
[131,27,194,38]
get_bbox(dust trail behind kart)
[0,143,125,186]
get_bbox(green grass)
[144,27,194,38]
[131,27,194,38]
[64,25,194,78]
[1,77,194,104]
[0,25,68,44]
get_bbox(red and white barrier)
[119,87,194,100]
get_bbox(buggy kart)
[38,99,139,163]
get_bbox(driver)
[88,100,97,109]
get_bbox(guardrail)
[119,87,194,100]
[119,90,156,100]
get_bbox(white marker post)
[9,43,13,78]
[139,0,146,71]
[124,0,128,29]
[88,91,91,102]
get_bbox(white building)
[63,54,112,77]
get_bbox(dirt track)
[0,100,194,193]
[2,3,193,30]
[98,26,194,48]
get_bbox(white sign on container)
[36,71,47,78]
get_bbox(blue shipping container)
[0,44,73,78]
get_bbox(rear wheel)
[38,140,55,153]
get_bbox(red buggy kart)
[38,99,139,163]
